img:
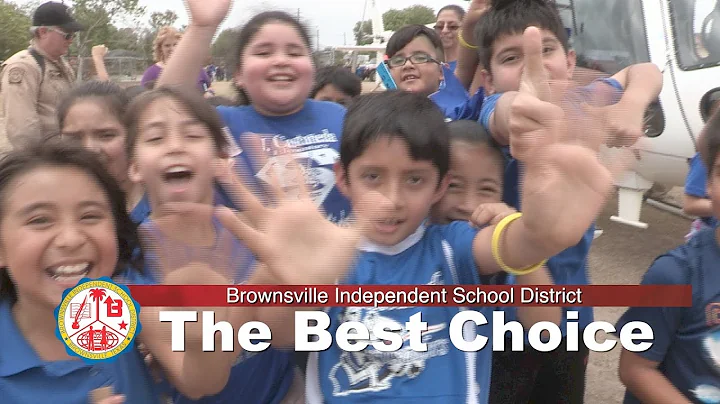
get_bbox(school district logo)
[54,277,141,363]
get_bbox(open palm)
[216,136,381,285]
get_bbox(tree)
[0,0,32,60]
[212,28,237,63]
[149,10,178,31]
[353,20,372,45]
[382,5,435,32]
[352,5,437,45]
[70,0,145,82]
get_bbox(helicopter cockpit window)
[557,0,650,77]
[671,0,720,69]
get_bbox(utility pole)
[344,32,347,45]
[316,28,320,51]
[296,8,300,20]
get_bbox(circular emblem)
[54,277,141,363]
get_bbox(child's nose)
[55,223,87,250]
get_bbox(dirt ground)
[210,79,691,403]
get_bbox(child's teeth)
[53,263,89,275]
[167,166,189,173]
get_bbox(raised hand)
[215,134,385,285]
[510,27,637,250]
[91,45,108,59]
[185,0,231,28]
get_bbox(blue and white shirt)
[306,222,493,403]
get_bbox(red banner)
[125,285,692,307]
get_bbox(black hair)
[124,86,229,159]
[447,120,504,162]
[341,91,450,182]
[311,66,362,99]
[437,4,466,19]
[0,141,142,304]
[701,109,720,178]
[57,80,130,130]
[386,24,445,62]
[475,0,569,72]
[232,11,314,104]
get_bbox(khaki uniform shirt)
[0,47,75,152]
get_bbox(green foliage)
[0,0,31,60]
[352,5,436,46]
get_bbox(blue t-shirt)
[306,222,493,403]
[615,228,720,404]
[447,60,457,72]
[0,299,161,403]
[429,64,471,117]
[478,78,625,334]
[685,153,718,228]
[217,100,352,225]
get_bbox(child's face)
[129,96,219,208]
[483,29,576,95]
[235,22,314,115]
[336,136,448,246]
[431,141,504,224]
[314,84,353,106]
[62,99,129,188]
[0,166,118,307]
[388,36,444,96]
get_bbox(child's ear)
[334,161,350,198]
[127,161,143,184]
[480,69,495,95]
[431,174,450,205]
[566,49,577,78]
[233,70,244,89]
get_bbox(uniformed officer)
[0,1,84,152]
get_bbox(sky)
[14,0,469,47]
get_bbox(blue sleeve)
[479,93,501,132]
[615,255,689,363]
[442,221,482,285]
[685,154,709,198]
[442,87,485,121]
[574,78,624,107]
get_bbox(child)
[616,111,720,403]
[431,119,560,325]
[311,66,362,106]
[292,85,631,402]
[0,141,254,403]
[684,152,717,241]
[384,24,479,117]
[159,9,352,228]
[57,81,146,216]
[459,0,663,400]
[122,85,303,404]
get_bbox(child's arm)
[482,63,662,147]
[616,255,692,404]
[683,194,713,217]
[470,203,561,326]
[619,350,692,404]
[453,0,489,90]
[157,0,228,88]
[91,45,110,81]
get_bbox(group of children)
[0,0,717,403]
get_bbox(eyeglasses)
[386,52,440,68]
[48,27,74,40]
[434,23,460,32]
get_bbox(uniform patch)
[7,67,24,84]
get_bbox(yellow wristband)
[458,31,478,50]
[491,212,547,276]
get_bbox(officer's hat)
[33,2,84,32]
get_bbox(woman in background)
[141,27,212,93]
